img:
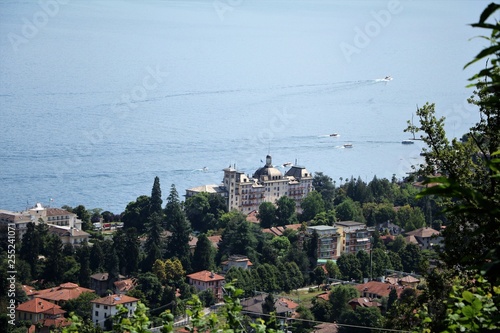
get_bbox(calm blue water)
[0,0,491,213]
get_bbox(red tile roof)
[22,285,37,297]
[354,281,405,298]
[187,270,225,282]
[16,299,61,313]
[114,278,136,293]
[91,294,139,306]
[34,283,94,302]
[207,235,222,248]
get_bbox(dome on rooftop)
[253,155,283,180]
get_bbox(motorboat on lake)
[330,133,340,137]
[384,76,393,81]
[402,140,414,144]
[343,143,353,148]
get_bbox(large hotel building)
[186,155,314,213]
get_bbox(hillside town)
[1,155,447,333]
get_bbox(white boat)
[343,143,353,148]
[384,76,393,81]
[402,140,414,144]
[330,133,340,137]
[282,162,292,167]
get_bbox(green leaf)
[471,298,483,312]
[461,305,476,319]
[478,3,500,24]
[462,290,475,303]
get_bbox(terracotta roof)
[354,281,405,298]
[246,210,259,224]
[46,208,73,216]
[22,285,37,297]
[277,297,298,310]
[262,226,286,236]
[114,278,136,292]
[42,307,66,315]
[187,270,225,282]
[91,294,139,306]
[405,235,419,244]
[207,235,221,248]
[405,227,440,238]
[16,299,61,313]
[348,297,381,308]
[34,283,94,302]
[37,317,71,328]
[316,292,329,301]
[400,275,420,283]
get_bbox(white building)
[90,294,139,329]
[187,155,313,213]
[0,203,89,245]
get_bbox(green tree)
[399,243,424,273]
[335,199,364,222]
[338,307,383,333]
[191,233,215,272]
[325,260,341,279]
[76,244,91,287]
[164,200,192,272]
[299,191,325,222]
[150,176,163,217]
[62,292,99,321]
[122,195,151,233]
[312,265,326,287]
[73,205,92,231]
[89,241,105,273]
[143,212,164,271]
[329,284,360,321]
[313,172,336,210]
[257,202,277,228]
[292,305,315,333]
[217,211,258,264]
[185,192,211,232]
[275,196,297,226]
[337,253,362,282]
[43,234,64,285]
[20,222,40,279]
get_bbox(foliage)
[275,196,297,226]
[313,172,336,210]
[329,284,360,321]
[300,191,326,222]
[338,307,383,333]
[442,275,499,332]
[150,176,163,217]
[164,185,192,272]
[62,292,99,321]
[122,195,151,233]
[192,233,216,272]
[258,202,277,228]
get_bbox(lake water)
[0,0,491,213]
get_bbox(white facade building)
[0,203,88,245]
[90,294,139,329]
[187,155,313,213]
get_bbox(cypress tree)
[165,185,192,272]
[150,176,163,217]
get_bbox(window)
[95,311,99,316]
[104,305,108,309]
